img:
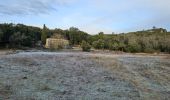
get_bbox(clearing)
[0,51,169,100]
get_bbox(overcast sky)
[0,0,170,34]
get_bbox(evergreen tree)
[41,24,48,44]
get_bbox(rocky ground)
[0,51,169,100]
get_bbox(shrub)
[125,43,141,53]
[144,48,155,53]
[92,39,105,49]
[81,41,91,52]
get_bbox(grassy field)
[0,51,169,100]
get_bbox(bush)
[125,43,141,53]
[81,41,91,52]
[92,39,105,49]
[144,48,155,53]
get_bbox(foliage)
[0,23,41,48]
[0,29,3,41]
[0,23,170,53]
[67,27,89,45]
[41,24,48,45]
[9,32,32,47]
[89,28,170,53]
[81,40,91,52]
[125,43,141,53]
[92,39,105,49]
[51,27,90,46]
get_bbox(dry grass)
[0,84,13,99]
[165,55,170,59]
[91,53,170,100]
[0,51,169,100]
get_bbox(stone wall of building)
[45,38,69,49]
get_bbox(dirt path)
[0,52,169,100]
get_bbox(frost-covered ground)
[0,51,169,100]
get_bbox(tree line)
[0,23,41,48]
[88,30,170,53]
[0,23,170,53]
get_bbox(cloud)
[0,0,170,33]
[0,0,76,16]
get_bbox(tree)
[153,26,156,29]
[81,40,91,52]
[0,23,170,54]
[98,32,104,39]
[9,32,22,47]
[9,32,33,48]
[41,24,48,44]
[0,29,3,42]
[99,32,104,35]
[67,27,89,45]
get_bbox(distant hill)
[0,23,169,53]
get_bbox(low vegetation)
[81,40,91,52]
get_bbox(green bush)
[92,39,105,49]
[125,43,141,53]
[81,41,91,52]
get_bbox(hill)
[0,23,169,53]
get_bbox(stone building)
[45,38,69,49]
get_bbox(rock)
[22,77,28,79]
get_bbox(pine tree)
[41,24,48,44]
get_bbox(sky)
[0,0,170,34]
